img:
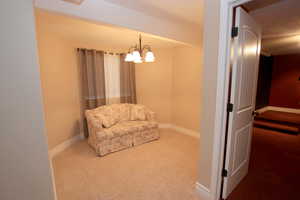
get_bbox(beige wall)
[36,27,82,149]
[135,49,174,124]
[136,47,202,133]
[172,47,202,132]
[0,1,54,199]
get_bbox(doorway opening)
[221,0,300,199]
[35,8,202,200]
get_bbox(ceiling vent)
[62,0,85,5]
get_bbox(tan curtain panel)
[120,54,137,104]
[78,49,106,108]
[78,49,106,136]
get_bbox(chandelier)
[125,34,155,63]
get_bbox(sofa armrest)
[85,110,103,133]
[145,109,156,121]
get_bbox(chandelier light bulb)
[132,50,141,60]
[133,56,142,63]
[145,51,155,62]
[125,53,134,62]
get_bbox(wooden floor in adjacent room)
[52,129,200,200]
[227,127,300,200]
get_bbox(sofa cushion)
[130,105,146,121]
[119,121,158,131]
[94,104,135,127]
[94,113,115,128]
[99,121,158,140]
[118,104,131,122]
[94,105,121,128]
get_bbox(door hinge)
[231,27,238,38]
[222,169,228,177]
[227,103,234,112]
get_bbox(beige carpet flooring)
[52,129,200,200]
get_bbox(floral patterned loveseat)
[85,104,160,156]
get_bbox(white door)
[222,7,261,199]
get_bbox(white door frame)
[208,0,254,200]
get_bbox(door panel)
[222,7,261,199]
[233,124,251,172]
[238,30,260,110]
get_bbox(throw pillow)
[130,105,146,121]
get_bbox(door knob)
[252,111,259,117]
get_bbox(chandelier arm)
[142,45,152,52]
[139,34,143,53]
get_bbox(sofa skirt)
[133,128,160,146]
[88,128,159,156]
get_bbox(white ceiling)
[249,0,300,55]
[103,0,203,25]
[35,9,184,51]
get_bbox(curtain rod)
[77,48,125,55]
[104,52,123,55]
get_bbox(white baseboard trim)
[256,106,300,114]
[256,106,269,113]
[49,134,84,158]
[49,159,58,200]
[267,106,300,114]
[159,123,200,138]
[170,124,200,138]
[195,182,211,200]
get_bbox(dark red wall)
[269,54,300,109]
